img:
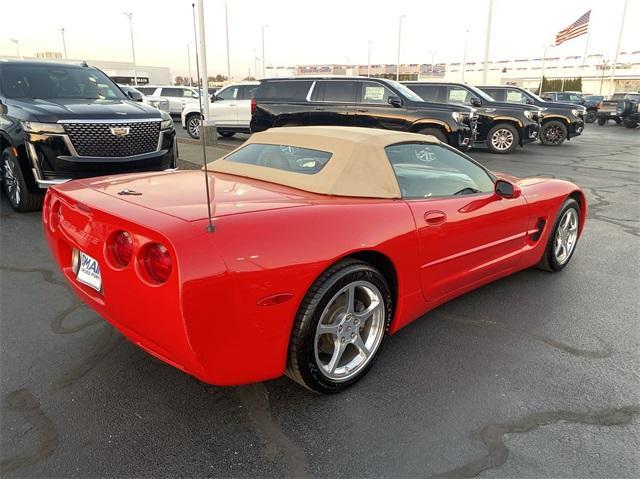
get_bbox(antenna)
[192,2,215,233]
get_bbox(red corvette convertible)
[43,126,586,393]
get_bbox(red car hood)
[70,170,313,221]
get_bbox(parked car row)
[595,93,640,128]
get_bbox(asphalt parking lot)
[1,125,638,478]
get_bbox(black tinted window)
[0,65,124,100]
[224,143,332,175]
[254,81,313,101]
[161,88,183,97]
[136,87,157,96]
[407,84,442,102]
[385,143,494,198]
[311,81,357,102]
[480,88,503,101]
[239,85,257,100]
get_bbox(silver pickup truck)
[596,93,640,128]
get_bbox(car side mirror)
[470,97,482,107]
[495,179,521,199]
[388,96,403,108]
[213,95,222,101]
[526,98,534,105]
[127,90,143,102]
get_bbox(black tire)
[623,119,638,129]
[286,259,392,394]
[597,116,607,126]
[185,113,201,139]
[536,198,581,272]
[218,131,235,138]
[417,127,447,143]
[614,117,622,124]
[539,120,567,146]
[1,148,44,212]
[486,123,519,154]
[585,110,597,123]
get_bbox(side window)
[253,81,314,101]
[217,86,239,100]
[137,87,157,96]
[410,85,442,102]
[447,86,472,105]
[385,143,495,199]
[239,85,257,100]
[360,81,394,104]
[556,93,569,101]
[481,88,503,101]
[182,89,197,97]
[161,88,182,97]
[311,81,357,102]
[505,89,528,104]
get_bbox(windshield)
[386,80,425,102]
[463,84,497,103]
[1,64,126,100]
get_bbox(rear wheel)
[585,110,597,123]
[623,119,638,129]
[186,114,201,139]
[286,259,392,394]
[1,147,44,212]
[486,124,519,154]
[539,120,567,146]
[536,198,581,272]
[218,131,235,138]
[417,127,447,143]
[597,116,607,126]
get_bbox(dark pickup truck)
[596,93,640,128]
[0,61,177,212]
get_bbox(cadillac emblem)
[110,126,130,137]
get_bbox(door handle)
[424,210,447,225]
[356,108,369,112]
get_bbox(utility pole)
[461,28,469,82]
[367,41,371,78]
[427,50,437,78]
[481,0,493,84]
[10,38,20,58]
[609,0,628,96]
[123,13,138,86]
[261,25,269,79]
[396,15,406,81]
[224,0,231,80]
[60,28,68,59]
[253,49,259,80]
[187,42,193,86]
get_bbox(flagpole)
[608,0,628,96]
[581,19,591,69]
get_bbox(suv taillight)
[110,231,134,267]
[143,243,172,283]
[251,97,256,114]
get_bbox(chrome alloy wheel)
[554,208,579,265]
[314,281,386,381]
[3,157,21,207]
[188,116,201,138]
[491,128,514,151]
[543,124,564,144]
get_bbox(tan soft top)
[208,126,440,199]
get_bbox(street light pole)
[60,28,68,59]
[10,38,20,58]
[426,50,437,78]
[253,49,259,80]
[396,15,406,81]
[261,25,269,79]
[224,0,231,80]
[367,40,371,78]
[608,0,628,96]
[461,28,469,82]
[123,13,138,86]
[187,42,193,86]
[481,0,493,84]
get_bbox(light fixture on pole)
[10,38,20,58]
[224,0,231,80]
[123,12,138,86]
[261,24,269,79]
[396,15,407,81]
[187,41,194,86]
[461,28,469,82]
[426,50,437,78]
[367,40,372,78]
[59,28,68,59]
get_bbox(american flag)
[555,10,591,45]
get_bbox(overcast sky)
[2,0,638,79]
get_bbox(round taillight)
[110,231,134,267]
[143,243,172,283]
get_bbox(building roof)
[208,126,441,199]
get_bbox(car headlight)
[22,121,65,134]
[572,108,585,117]
[160,113,174,130]
[523,110,538,121]
[452,111,468,124]
[148,99,161,108]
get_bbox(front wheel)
[536,198,581,272]
[623,119,638,129]
[286,259,392,394]
[186,114,201,139]
[486,124,519,154]
[597,116,607,126]
[1,148,44,212]
[585,110,597,123]
[218,131,235,138]
[539,120,567,146]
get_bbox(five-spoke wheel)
[537,197,581,272]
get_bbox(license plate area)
[75,250,102,292]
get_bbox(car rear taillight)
[251,97,256,114]
[110,231,134,267]
[50,200,62,230]
[142,243,172,283]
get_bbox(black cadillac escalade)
[403,82,543,153]
[479,85,585,145]
[250,77,477,150]
[0,61,177,212]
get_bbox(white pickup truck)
[181,82,259,139]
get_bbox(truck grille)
[63,121,160,157]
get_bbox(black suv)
[0,61,177,212]
[403,82,542,154]
[250,77,477,150]
[479,85,585,146]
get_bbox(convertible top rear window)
[223,143,332,175]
